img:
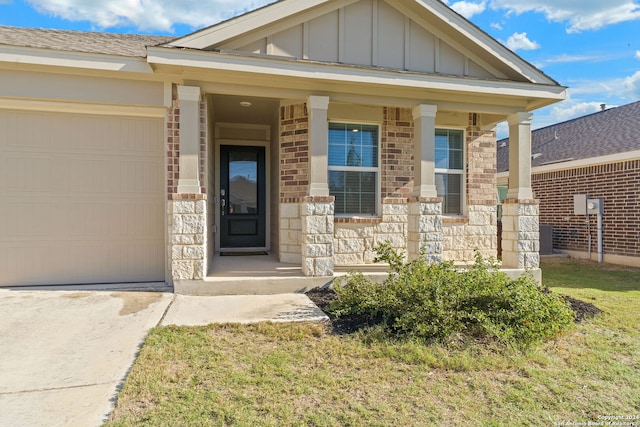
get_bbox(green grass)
[106,258,640,426]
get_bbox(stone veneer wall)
[501,200,540,269]
[334,200,408,265]
[301,196,334,276]
[167,91,208,281]
[442,114,498,262]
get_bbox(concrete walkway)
[0,288,327,426]
[162,294,328,326]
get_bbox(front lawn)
[106,258,640,426]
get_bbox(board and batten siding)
[224,0,494,79]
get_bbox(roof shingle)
[0,26,175,57]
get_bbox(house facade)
[498,101,640,267]
[0,0,566,289]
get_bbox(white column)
[177,85,202,194]
[506,112,534,200]
[412,104,438,198]
[307,95,330,196]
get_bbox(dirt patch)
[562,295,603,323]
[306,287,602,335]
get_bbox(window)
[435,129,464,214]
[328,122,379,215]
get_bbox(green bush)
[329,243,574,348]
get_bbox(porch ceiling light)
[240,101,252,107]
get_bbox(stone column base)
[501,199,539,269]
[301,196,334,276]
[407,197,443,263]
[169,199,207,281]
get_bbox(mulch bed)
[306,287,602,336]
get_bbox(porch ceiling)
[209,94,279,125]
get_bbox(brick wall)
[532,159,640,258]
[381,107,414,199]
[279,103,309,202]
[466,114,497,206]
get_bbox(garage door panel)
[0,110,165,287]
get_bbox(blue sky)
[1,0,639,138]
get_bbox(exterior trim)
[147,47,566,106]
[0,98,166,117]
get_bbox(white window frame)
[435,128,466,216]
[327,121,382,218]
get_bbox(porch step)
[174,271,389,296]
[174,276,333,296]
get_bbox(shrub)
[329,243,574,348]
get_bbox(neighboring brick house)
[498,101,640,266]
[0,0,566,290]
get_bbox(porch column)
[502,112,539,269]
[408,104,442,262]
[506,112,534,200]
[177,85,202,194]
[307,95,330,196]
[411,104,438,198]
[302,95,334,276]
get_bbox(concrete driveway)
[0,287,172,427]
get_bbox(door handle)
[221,198,226,216]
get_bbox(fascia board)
[499,150,640,177]
[148,47,566,102]
[167,0,334,49]
[407,0,558,85]
[0,45,153,74]
[532,150,640,174]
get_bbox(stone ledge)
[409,196,443,203]
[382,197,409,204]
[170,193,207,200]
[443,216,469,225]
[303,196,335,203]
[503,198,539,205]
[334,217,382,224]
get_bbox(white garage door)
[0,109,165,287]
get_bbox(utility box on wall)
[574,194,588,215]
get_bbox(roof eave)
[148,46,566,110]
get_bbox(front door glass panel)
[228,152,258,215]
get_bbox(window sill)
[442,216,468,225]
[334,216,382,224]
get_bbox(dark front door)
[220,145,266,248]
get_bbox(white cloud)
[490,0,640,33]
[548,101,606,122]
[636,50,640,60]
[505,32,540,51]
[624,71,640,99]
[490,22,503,30]
[25,0,275,32]
[449,1,487,19]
